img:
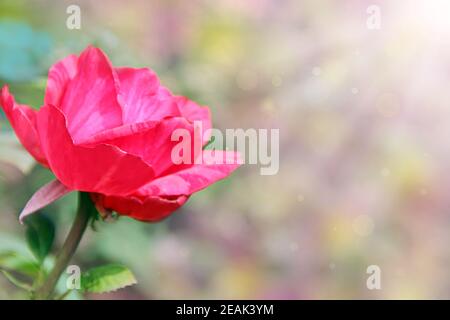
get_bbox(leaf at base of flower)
[25,214,55,263]
[81,264,137,294]
[0,251,40,277]
[0,270,32,291]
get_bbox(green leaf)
[24,213,55,263]
[81,264,137,294]
[0,270,32,291]
[0,251,40,277]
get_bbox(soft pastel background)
[1,0,450,299]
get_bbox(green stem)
[34,192,93,300]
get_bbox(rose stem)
[34,192,93,300]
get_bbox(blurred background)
[1,0,450,299]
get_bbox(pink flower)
[0,46,240,222]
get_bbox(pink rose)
[1,46,240,222]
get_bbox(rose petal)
[0,86,48,167]
[94,117,195,176]
[59,46,123,144]
[92,193,189,222]
[117,67,181,124]
[37,104,155,196]
[19,179,72,223]
[139,150,242,196]
[175,96,211,144]
[44,54,78,107]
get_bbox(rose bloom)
[0,46,240,222]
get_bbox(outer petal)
[0,86,48,166]
[174,96,211,144]
[19,179,72,223]
[89,117,195,176]
[92,193,189,222]
[59,46,123,144]
[156,86,172,99]
[116,67,181,124]
[78,119,160,145]
[92,150,241,221]
[37,104,155,196]
[44,54,78,107]
[139,150,241,196]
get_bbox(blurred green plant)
[0,194,137,300]
[0,20,52,82]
